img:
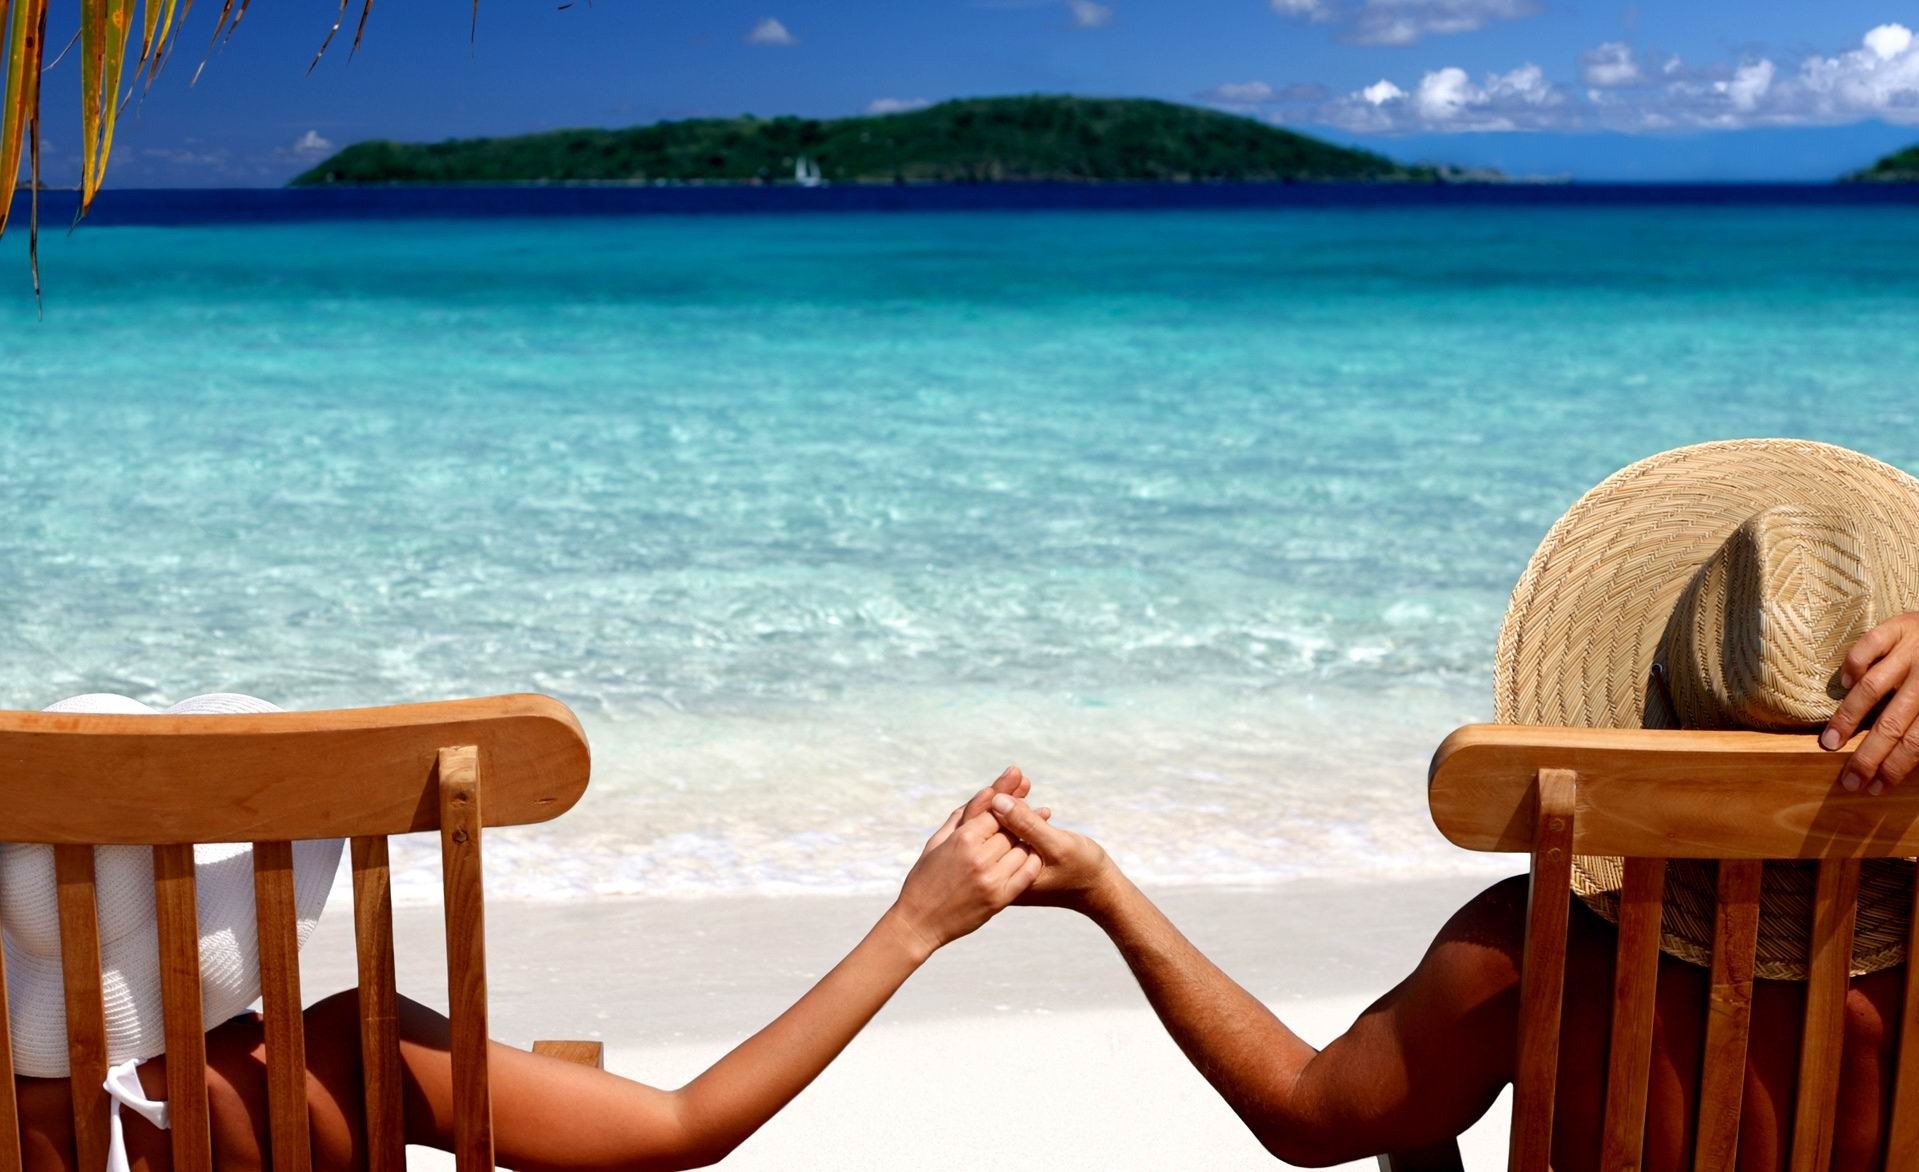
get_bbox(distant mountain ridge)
[289,96,1446,187]
[1845,144,1919,183]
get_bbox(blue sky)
[43,0,1919,186]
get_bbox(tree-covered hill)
[1844,144,1919,183]
[291,95,1439,186]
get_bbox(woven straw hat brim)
[1,693,342,1078]
[1494,439,1919,981]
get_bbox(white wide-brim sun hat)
[2,692,344,1078]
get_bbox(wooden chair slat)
[0,699,595,1172]
[440,745,495,1171]
[0,695,588,845]
[531,1040,605,1069]
[0,866,22,1172]
[1886,859,1919,1167]
[1788,858,1859,1172]
[253,840,312,1172]
[352,835,407,1172]
[1374,1141,1466,1171]
[53,845,109,1172]
[153,843,213,1172]
[1429,725,1897,859]
[1693,859,1763,1172]
[1601,856,1665,1172]
[1509,768,1577,1172]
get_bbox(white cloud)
[1309,63,1561,132]
[290,130,335,157]
[1719,59,1774,112]
[1270,0,1334,21]
[1628,24,1919,129]
[1065,0,1112,27]
[144,145,233,167]
[1201,81,1277,103]
[1279,23,1919,134]
[1866,23,1913,61]
[1194,80,1331,107]
[1412,67,1473,120]
[745,17,797,46]
[1580,42,1641,88]
[865,97,931,115]
[1784,23,1919,123]
[1361,79,1405,105]
[1271,0,1537,45]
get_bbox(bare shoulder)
[1409,875,1530,1005]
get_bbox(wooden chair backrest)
[0,694,590,1172]
[1429,724,1919,1172]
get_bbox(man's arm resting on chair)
[992,795,1523,1168]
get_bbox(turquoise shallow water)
[4,203,1918,897]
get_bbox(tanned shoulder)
[1396,874,1530,1079]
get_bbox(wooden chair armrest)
[532,1039,605,1070]
[1378,1139,1465,1172]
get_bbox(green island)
[1844,144,1919,183]
[290,95,1446,186]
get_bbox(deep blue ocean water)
[4,187,1917,898]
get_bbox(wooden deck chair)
[0,694,596,1172]
[1376,723,1919,1172]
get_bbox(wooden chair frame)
[0,694,594,1172]
[1396,723,1919,1172]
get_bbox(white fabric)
[2,693,345,1078]
[103,1056,170,1172]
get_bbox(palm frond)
[144,0,183,86]
[133,0,155,66]
[306,0,349,74]
[348,0,370,58]
[6,0,465,291]
[188,0,232,85]
[77,0,104,211]
[1,0,49,239]
[85,0,133,206]
[222,0,248,43]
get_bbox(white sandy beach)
[299,874,1515,1170]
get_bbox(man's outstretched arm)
[992,794,1525,1168]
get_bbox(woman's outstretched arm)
[398,775,1041,1172]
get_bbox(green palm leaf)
[84,0,132,207]
[146,0,188,86]
[135,0,158,67]
[78,0,102,203]
[4,0,453,287]
[0,0,48,297]
[0,0,47,238]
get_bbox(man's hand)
[988,794,1115,911]
[920,765,1033,855]
[1823,611,1919,794]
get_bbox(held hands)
[1823,611,1919,793]
[888,768,1044,956]
[987,790,1116,912]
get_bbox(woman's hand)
[1823,611,1919,793]
[989,794,1117,912]
[888,788,1043,956]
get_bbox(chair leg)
[532,1039,605,1070]
[1378,1138,1465,1172]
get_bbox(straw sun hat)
[1,692,343,1078]
[1494,438,1919,981]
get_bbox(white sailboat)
[795,156,824,188]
